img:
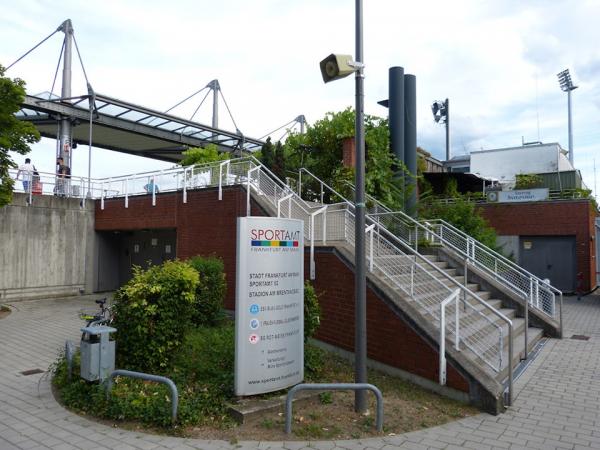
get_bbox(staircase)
[96,156,561,412]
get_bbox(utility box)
[80,325,116,382]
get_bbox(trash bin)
[80,325,116,382]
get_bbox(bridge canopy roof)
[17,92,264,163]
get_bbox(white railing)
[440,289,461,385]
[308,171,562,337]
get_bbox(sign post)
[235,217,304,396]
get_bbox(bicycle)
[79,298,114,342]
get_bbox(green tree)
[278,108,407,209]
[179,144,228,166]
[0,65,40,206]
[272,140,286,180]
[419,196,498,250]
[259,137,274,169]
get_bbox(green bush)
[515,173,543,189]
[304,280,321,341]
[187,255,227,326]
[420,197,499,251]
[113,260,199,373]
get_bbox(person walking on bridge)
[16,158,34,192]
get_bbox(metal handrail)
[277,165,513,396]
[440,289,461,385]
[322,172,562,330]
[423,217,563,336]
[365,213,512,361]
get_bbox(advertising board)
[234,217,304,395]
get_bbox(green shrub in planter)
[187,255,227,326]
[304,280,321,341]
[113,260,199,373]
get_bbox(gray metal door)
[118,229,177,286]
[519,236,576,292]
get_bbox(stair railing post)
[439,301,446,385]
[246,166,260,216]
[218,162,223,200]
[365,224,375,272]
[298,169,302,197]
[524,278,531,360]
[310,213,315,279]
[507,322,514,406]
[410,263,415,298]
[183,167,188,204]
[454,291,460,350]
[463,240,469,306]
[322,207,327,244]
[559,291,563,338]
[100,181,105,210]
[414,224,418,251]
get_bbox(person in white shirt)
[16,158,34,192]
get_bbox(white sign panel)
[498,188,549,203]
[234,217,304,396]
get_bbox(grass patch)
[53,324,477,440]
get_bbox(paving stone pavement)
[2,294,600,449]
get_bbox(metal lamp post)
[319,0,367,413]
[557,69,578,166]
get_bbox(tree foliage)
[0,65,40,206]
[260,108,410,210]
[179,144,228,166]
[419,178,498,249]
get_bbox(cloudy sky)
[2,0,599,198]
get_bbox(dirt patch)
[0,305,11,319]
[180,370,477,441]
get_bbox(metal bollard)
[285,383,384,434]
[65,340,74,381]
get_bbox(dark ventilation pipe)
[404,74,417,216]
[389,67,405,167]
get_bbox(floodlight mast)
[557,69,578,166]
[431,99,450,161]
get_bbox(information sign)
[498,188,549,203]
[234,217,304,395]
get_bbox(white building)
[445,143,578,189]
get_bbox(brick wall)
[96,187,266,308]
[95,187,469,393]
[308,251,469,393]
[479,200,597,291]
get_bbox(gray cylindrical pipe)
[59,19,73,167]
[389,67,405,165]
[404,74,417,216]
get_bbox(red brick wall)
[95,187,469,392]
[479,200,597,291]
[308,251,468,393]
[96,187,266,308]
